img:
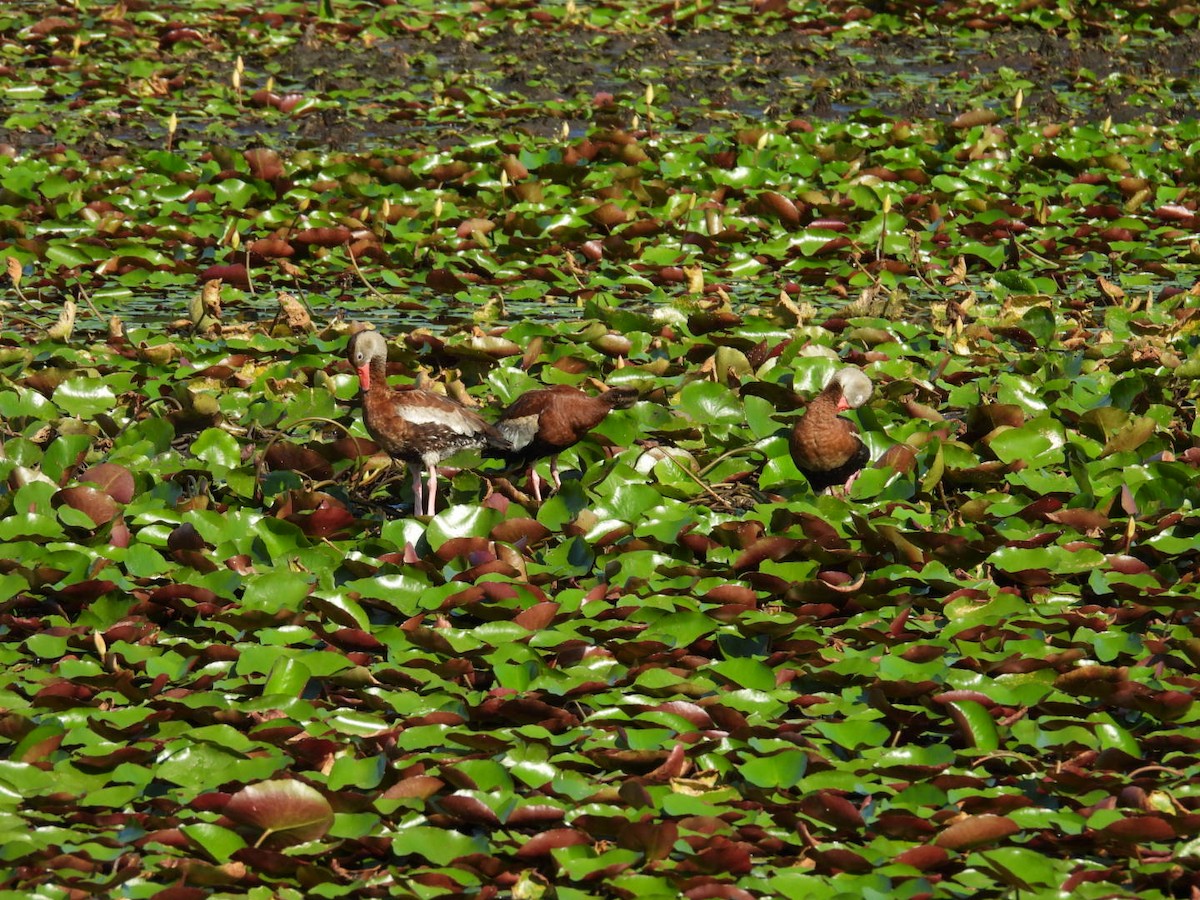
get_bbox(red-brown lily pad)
[79,462,135,503]
[326,436,380,460]
[265,442,334,480]
[935,814,1019,850]
[224,779,333,847]
[54,485,118,526]
[515,828,591,859]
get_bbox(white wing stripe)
[394,403,482,434]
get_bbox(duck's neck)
[817,385,844,411]
[366,356,388,392]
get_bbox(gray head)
[347,329,388,389]
[828,367,873,410]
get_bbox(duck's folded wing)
[390,394,492,436]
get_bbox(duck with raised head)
[493,384,638,501]
[347,329,511,515]
[789,367,873,493]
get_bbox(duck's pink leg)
[550,456,562,491]
[528,465,543,503]
[425,463,439,516]
[410,466,424,516]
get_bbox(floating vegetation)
[2,1,1200,898]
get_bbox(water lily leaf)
[0,572,29,604]
[483,513,547,547]
[1,437,41,471]
[45,243,99,269]
[391,821,489,865]
[115,415,175,454]
[595,480,661,523]
[327,754,386,791]
[936,814,1019,850]
[156,743,283,791]
[192,427,242,471]
[538,534,595,579]
[513,602,559,631]
[734,536,802,571]
[1093,714,1140,757]
[812,718,892,752]
[553,844,641,881]
[989,544,1105,576]
[11,722,66,763]
[677,381,743,429]
[54,485,117,527]
[265,442,333,479]
[0,387,55,421]
[25,632,69,660]
[850,464,913,502]
[326,712,390,737]
[716,689,789,719]
[640,611,716,648]
[1100,814,1175,844]
[958,241,1008,267]
[441,790,517,826]
[986,419,1065,467]
[225,779,334,846]
[180,823,248,864]
[975,846,1058,890]
[1020,305,1055,346]
[280,388,338,426]
[740,748,807,789]
[743,394,781,439]
[346,571,437,616]
[263,656,312,698]
[79,462,135,503]
[795,228,845,256]
[516,828,591,859]
[1079,407,1129,443]
[425,505,503,551]
[214,177,258,210]
[327,436,379,460]
[241,571,312,614]
[943,699,1000,751]
[52,376,116,418]
[42,433,91,483]
[308,591,369,630]
[759,436,802,489]
[1100,416,1156,457]
[383,775,444,802]
[709,658,776,692]
[920,441,945,493]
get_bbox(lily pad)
[224,779,334,847]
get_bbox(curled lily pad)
[935,814,1019,850]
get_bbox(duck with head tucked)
[789,366,874,493]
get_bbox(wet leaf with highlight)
[224,780,334,846]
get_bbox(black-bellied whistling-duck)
[348,330,511,515]
[789,367,873,493]
[493,384,638,501]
